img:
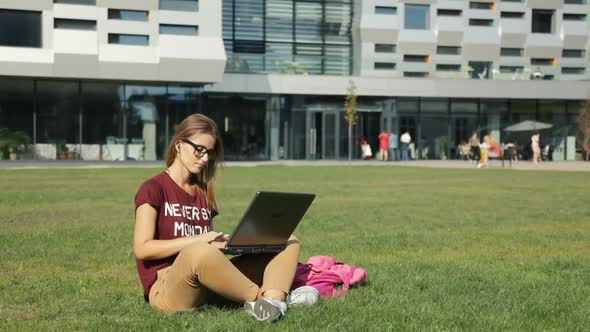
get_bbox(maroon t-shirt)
[134,171,218,300]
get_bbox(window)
[374,62,396,70]
[54,0,96,4]
[324,2,351,45]
[437,9,462,16]
[563,13,587,21]
[324,44,351,76]
[294,44,322,56]
[469,19,494,26]
[404,4,429,30]
[0,9,42,48]
[437,46,461,55]
[108,9,149,21]
[223,0,353,76]
[500,48,524,56]
[531,58,554,66]
[404,55,429,62]
[436,64,461,71]
[501,11,524,18]
[532,9,554,33]
[562,67,586,74]
[54,18,96,30]
[374,44,396,53]
[404,72,429,77]
[159,24,199,36]
[237,0,264,41]
[233,40,265,54]
[468,61,492,79]
[159,0,199,11]
[470,2,494,10]
[375,6,397,15]
[108,33,149,46]
[499,66,524,73]
[562,49,586,58]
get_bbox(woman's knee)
[286,234,300,249]
[178,241,222,263]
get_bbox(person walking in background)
[486,135,501,159]
[477,135,490,168]
[378,131,389,161]
[400,130,411,160]
[531,131,541,164]
[469,132,480,163]
[388,131,398,161]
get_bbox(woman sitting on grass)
[360,138,373,160]
[133,114,317,322]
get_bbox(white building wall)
[207,73,590,101]
[0,0,226,83]
[356,0,590,81]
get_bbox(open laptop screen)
[226,191,315,247]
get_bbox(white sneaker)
[286,286,320,307]
[244,298,287,322]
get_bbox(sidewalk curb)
[0,160,588,172]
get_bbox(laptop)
[219,191,315,255]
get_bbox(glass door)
[323,111,338,159]
[420,99,449,160]
[398,98,419,160]
[307,112,321,159]
[306,110,340,159]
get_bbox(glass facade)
[567,101,586,161]
[202,94,268,160]
[419,99,448,160]
[0,79,34,160]
[0,76,585,161]
[222,0,353,75]
[36,81,79,159]
[0,78,205,161]
[451,100,479,158]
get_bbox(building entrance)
[307,110,340,159]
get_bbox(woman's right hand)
[197,231,227,244]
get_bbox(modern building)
[0,0,589,161]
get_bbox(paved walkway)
[0,159,588,172]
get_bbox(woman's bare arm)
[133,203,224,260]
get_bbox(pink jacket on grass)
[290,256,368,298]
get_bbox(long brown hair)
[166,113,224,209]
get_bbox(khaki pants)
[148,237,300,313]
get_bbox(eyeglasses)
[181,139,215,160]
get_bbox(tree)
[343,80,358,160]
[578,101,590,161]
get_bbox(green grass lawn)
[1,166,589,331]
